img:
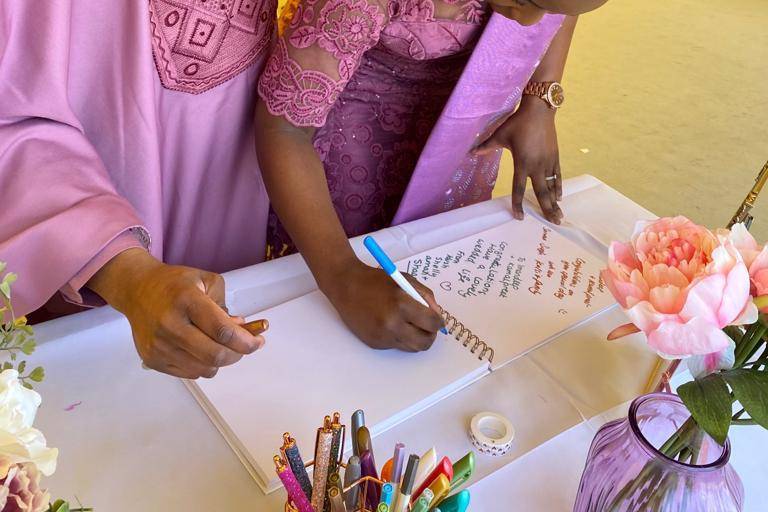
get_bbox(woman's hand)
[88,248,265,379]
[475,96,563,224]
[323,260,445,352]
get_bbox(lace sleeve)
[258,0,389,127]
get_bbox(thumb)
[473,131,505,156]
[199,271,228,312]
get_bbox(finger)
[544,166,561,218]
[546,165,557,196]
[473,135,504,156]
[186,290,265,355]
[395,323,437,352]
[201,271,228,308]
[176,324,243,368]
[400,300,443,337]
[511,167,527,221]
[243,318,270,336]
[403,274,445,318]
[532,173,562,225]
[144,344,219,379]
[554,162,563,200]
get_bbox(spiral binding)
[441,309,495,363]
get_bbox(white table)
[31,176,768,511]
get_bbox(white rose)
[0,370,57,478]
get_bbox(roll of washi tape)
[469,412,515,457]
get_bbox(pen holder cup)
[284,462,412,512]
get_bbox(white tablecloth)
[30,176,767,511]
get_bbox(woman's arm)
[0,0,260,379]
[529,15,577,83]
[476,16,578,223]
[255,104,444,351]
[255,0,444,350]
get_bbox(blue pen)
[363,236,448,335]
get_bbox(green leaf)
[1,362,12,372]
[0,273,16,299]
[48,499,69,512]
[723,369,768,429]
[10,352,16,361]
[20,339,35,356]
[677,374,733,445]
[22,382,33,390]
[1,272,16,286]
[0,262,6,274]
[17,361,26,374]
[29,367,45,382]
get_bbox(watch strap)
[523,81,553,99]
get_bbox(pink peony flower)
[0,463,50,512]
[724,223,768,311]
[602,216,756,358]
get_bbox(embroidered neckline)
[149,0,276,94]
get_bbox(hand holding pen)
[321,236,445,353]
[323,256,445,353]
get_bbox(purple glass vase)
[574,393,744,512]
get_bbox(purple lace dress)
[258,0,492,256]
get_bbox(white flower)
[0,371,57,478]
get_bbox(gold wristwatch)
[523,81,565,110]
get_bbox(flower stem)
[735,323,768,368]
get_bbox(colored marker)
[379,482,395,508]
[392,454,419,512]
[381,458,394,483]
[426,474,451,508]
[360,450,381,509]
[412,456,453,503]
[327,485,347,512]
[439,489,470,512]
[343,456,361,510]
[411,488,434,512]
[412,447,437,490]
[363,236,447,334]
[351,410,365,457]
[449,452,475,491]
[391,443,405,487]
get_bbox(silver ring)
[545,176,557,181]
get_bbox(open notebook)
[187,216,615,493]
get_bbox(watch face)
[547,83,565,108]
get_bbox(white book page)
[402,216,615,370]
[192,291,489,493]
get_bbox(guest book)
[186,215,615,492]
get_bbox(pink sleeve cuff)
[60,228,148,307]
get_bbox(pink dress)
[0,0,275,316]
[258,0,494,256]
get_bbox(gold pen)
[328,412,344,475]
[243,319,269,335]
[311,416,334,512]
[728,159,768,229]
